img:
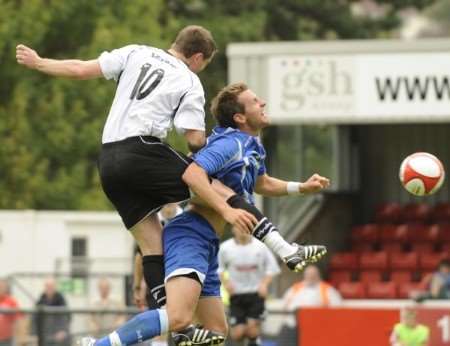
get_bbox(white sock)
[263,231,297,258]
[158,309,169,334]
[108,332,123,346]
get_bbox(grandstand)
[228,38,450,346]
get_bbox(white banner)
[267,53,450,124]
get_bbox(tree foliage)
[0,0,434,210]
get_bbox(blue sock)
[95,309,168,346]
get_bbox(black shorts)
[229,293,265,326]
[98,136,192,229]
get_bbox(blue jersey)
[193,127,266,204]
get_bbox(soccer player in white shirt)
[219,229,280,346]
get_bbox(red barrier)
[417,309,450,346]
[298,307,450,346]
[298,308,399,346]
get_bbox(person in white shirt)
[219,229,280,346]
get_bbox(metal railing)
[0,307,297,346]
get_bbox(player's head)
[400,306,418,327]
[211,82,270,135]
[232,227,251,243]
[171,25,217,73]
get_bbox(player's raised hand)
[301,173,330,194]
[223,207,257,234]
[16,44,41,69]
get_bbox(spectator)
[390,307,429,346]
[429,259,450,299]
[89,278,126,337]
[0,279,22,346]
[282,265,342,310]
[279,265,342,346]
[34,278,70,346]
[412,258,450,301]
[219,229,280,346]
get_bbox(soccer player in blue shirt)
[81,83,329,346]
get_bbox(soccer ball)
[399,152,445,196]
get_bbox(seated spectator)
[429,259,450,299]
[412,259,450,301]
[34,278,70,346]
[279,265,342,346]
[390,307,429,346]
[0,279,22,346]
[283,264,342,310]
[89,278,126,337]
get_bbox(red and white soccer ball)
[399,152,445,196]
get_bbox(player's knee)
[245,320,260,336]
[230,325,245,340]
[167,310,192,331]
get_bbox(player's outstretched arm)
[16,44,102,79]
[255,173,330,197]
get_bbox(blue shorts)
[163,211,221,297]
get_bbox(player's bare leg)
[230,324,246,342]
[167,277,226,346]
[131,214,167,305]
[194,296,228,346]
[246,319,262,346]
[131,214,163,255]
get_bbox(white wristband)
[286,182,303,195]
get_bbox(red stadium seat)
[359,252,389,270]
[441,225,450,242]
[410,242,435,254]
[390,252,418,271]
[351,224,379,242]
[419,253,447,271]
[338,282,366,299]
[329,253,359,270]
[431,202,450,224]
[380,224,410,243]
[352,242,375,253]
[374,203,403,224]
[380,242,404,254]
[441,243,450,253]
[390,271,413,284]
[401,203,431,224]
[366,282,397,299]
[329,271,353,287]
[409,224,441,243]
[359,270,383,284]
[398,282,423,299]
